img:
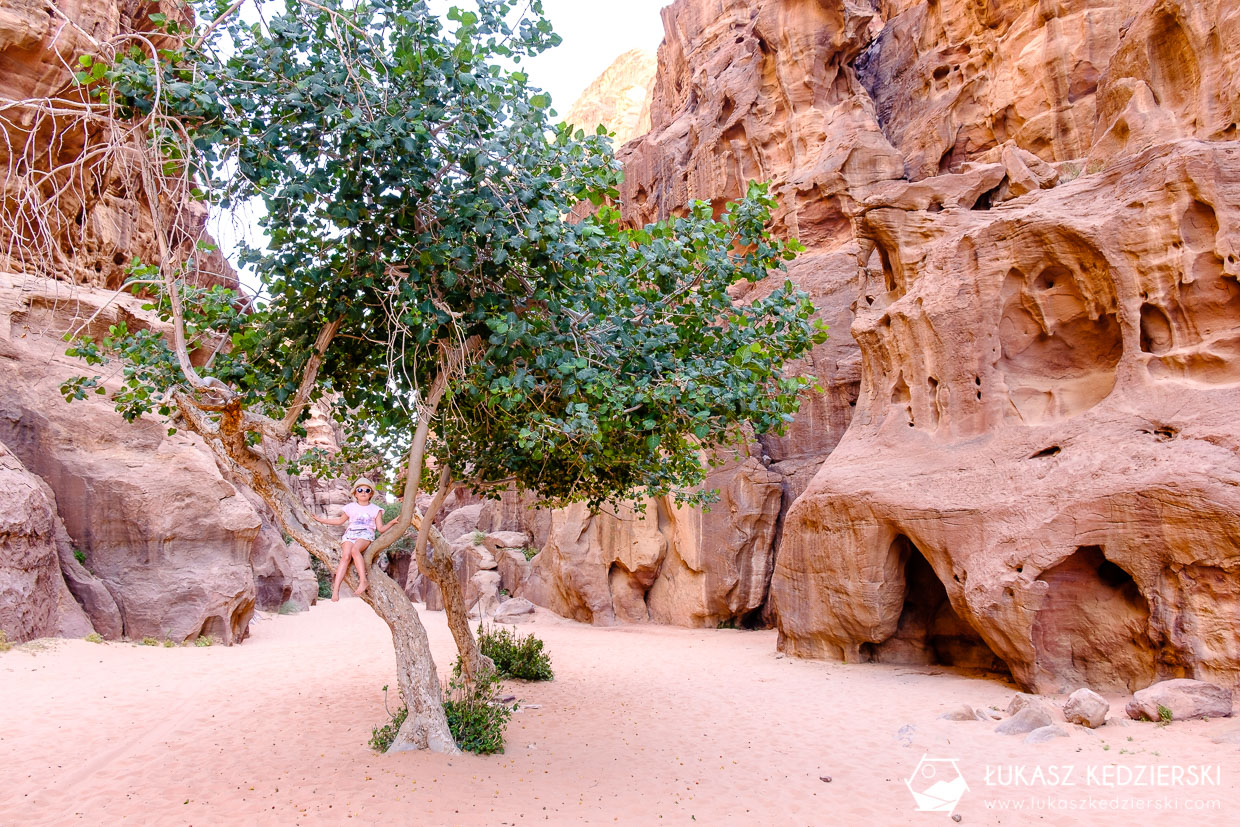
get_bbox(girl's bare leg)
[352,540,372,596]
[331,540,357,602]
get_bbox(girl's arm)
[374,509,392,533]
[312,511,349,526]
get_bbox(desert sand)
[1,600,1237,826]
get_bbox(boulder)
[995,707,1053,736]
[466,570,502,619]
[0,441,94,642]
[440,503,486,542]
[1007,693,1057,719]
[496,548,531,595]
[1064,688,1110,729]
[493,597,536,624]
[1125,679,1233,722]
[939,704,984,722]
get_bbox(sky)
[213,1,671,293]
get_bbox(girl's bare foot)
[330,592,340,602]
[356,583,368,597]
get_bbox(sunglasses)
[355,488,373,494]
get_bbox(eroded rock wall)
[520,0,1240,694]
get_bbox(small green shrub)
[194,635,214,647]
[163,639,176,648]
[277,600,301,615]
[85,632,103,644]
[521,545,539,561]
[0,630,10,652]
[1157,704,1173,724]
[471,529,487,545]
[443,666,512,754]
[73,548,87,565]
[370,685,408,752]
[473,623,554,681]
[141,636,159,646]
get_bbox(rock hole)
[1153,425,1178,441]
[718,95,736,127]
[1180,200,1218,250]
[865,536,1009,674]
[1139,302,1173,354]
[932,65,950,81]
[1032,546,1155,691]
[1028,445,1061,459]
[112,252,126,266]
[970,186,997,210]
[998,253,1122,422]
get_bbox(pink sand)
[2,599,1237,825]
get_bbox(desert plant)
[194,635,214,648]
[443,666,513,755]
[53,0,824,753]
[163,639,176,648]
[521,546,539,561]
[85,633,103,644]
[472,624,554,681]
[309,555,333,600]
[0,630,10,652]
[1157,704,1173,725]
[370,685,410,753]
[73,548,87,565]
[471,530,488,546]
[141,636,159,646]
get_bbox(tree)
[55,0,826,752]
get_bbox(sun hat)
[352,478,377,493]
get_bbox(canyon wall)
[0,0,315,644]
[517,0,1240,693]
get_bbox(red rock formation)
[519,0,1240,696]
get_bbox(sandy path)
[2,599,1237,825]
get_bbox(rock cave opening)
[862,535,1009,675]
[1032,545,1157,692]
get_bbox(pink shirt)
[342,502,382,534]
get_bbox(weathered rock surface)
[773,140,1240,692]
[460,0,1240,676]
[1125,679,1234,722]
[0,441,93,642]
[518,454,782,626]
[0,0,233,291]
[563,49,657,147]
[0,276,310,643]
[1064,688,1109,729]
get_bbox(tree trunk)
[173,393,460,753]
[365,570,459,753]
[422,522,490,679]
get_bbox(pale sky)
[213,1,671,293]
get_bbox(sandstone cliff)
[513,0,1240,693]
[563,48,658,147]
[0,0,315,644]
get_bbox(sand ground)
[2,598,1237,826]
